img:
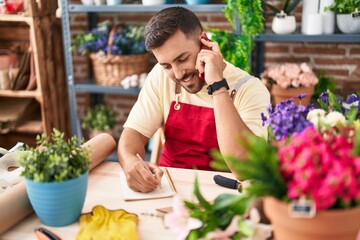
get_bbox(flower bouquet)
[224,91,360,239]
[261,62,319,106]
[164,90,360,240]
[72,21,151,86]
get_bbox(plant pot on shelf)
[271,11,296,34]
[81,0,94,5]
[336,14,360,34]
[264,197,360,240]
[271,84,314,106]
[142,0,165,5]
[25,171,88,227]
[185,0,209,4]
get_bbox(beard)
[176,71,206,94]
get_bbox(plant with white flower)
[312,90,360,130]
[307,109,347,130]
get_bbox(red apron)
[159,101,218,171]
[158,75,252,170]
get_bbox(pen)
[34,227,62,240]
[136,153,162,190]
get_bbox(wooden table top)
[1,161,238,240]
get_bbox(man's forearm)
[117,128,149,168]
[212,92,254,160]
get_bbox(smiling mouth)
[181,74,195,83]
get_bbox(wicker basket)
[90,52,151,86]
[89,24,152,86]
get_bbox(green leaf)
[213,194,253,215]
[193,177,212,210]
[285,0,302,15]
[352,126,360,156]
[345,107,358,123]
[238,220,254,237]
[328,91,342,112]
[209,149,230,171]
[220,135,287,199]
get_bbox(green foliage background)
[209,0,264,73]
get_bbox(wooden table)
[1,161,238,240]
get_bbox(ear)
[200,32,209,41]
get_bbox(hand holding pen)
[124,153,162,193]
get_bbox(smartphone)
[199,35,211,81]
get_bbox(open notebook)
[119,168,177,201]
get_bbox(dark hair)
[145,7,203,51]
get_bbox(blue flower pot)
[185,0,209,5]
[25,172,88,227]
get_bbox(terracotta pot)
[271,84,314,106]
[264,197,360,240]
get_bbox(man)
[118,7,270,192]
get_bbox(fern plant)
[211,135,288,200]
[209,0,264,73]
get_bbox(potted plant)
[224,91,360,240]
[164,90,360,239]
[15,128,90,227]
[72,21,152,86]
[260,62,319,106]
[264,0,301,34]
[82,104,117,139]
[325,0,360,33]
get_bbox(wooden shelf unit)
[0,0,70,148]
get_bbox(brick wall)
[69,1,359,138]
[261,2,360,94]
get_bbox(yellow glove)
[76,205,139,240]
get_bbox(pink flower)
[278,126,360,211]
[260,62,318,89]
[204,216,240,240]
[164,195,202,240]
[282,63,301,79]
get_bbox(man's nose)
[172,66,184,80]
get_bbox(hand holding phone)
[199,35,211,81]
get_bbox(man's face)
[152,30,205,94]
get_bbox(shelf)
[0,13,32,24]
[0,90,41,98]
[255,31,360,43]
[75,82,141,95]
[13,120,43,134]
[68,4,225,13]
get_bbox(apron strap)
[230,75,253,101]
[174,83,182,110]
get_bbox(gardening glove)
[76,205,139,240]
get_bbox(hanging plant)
[209,0,264,72]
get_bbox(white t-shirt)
[124,61,270,139]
